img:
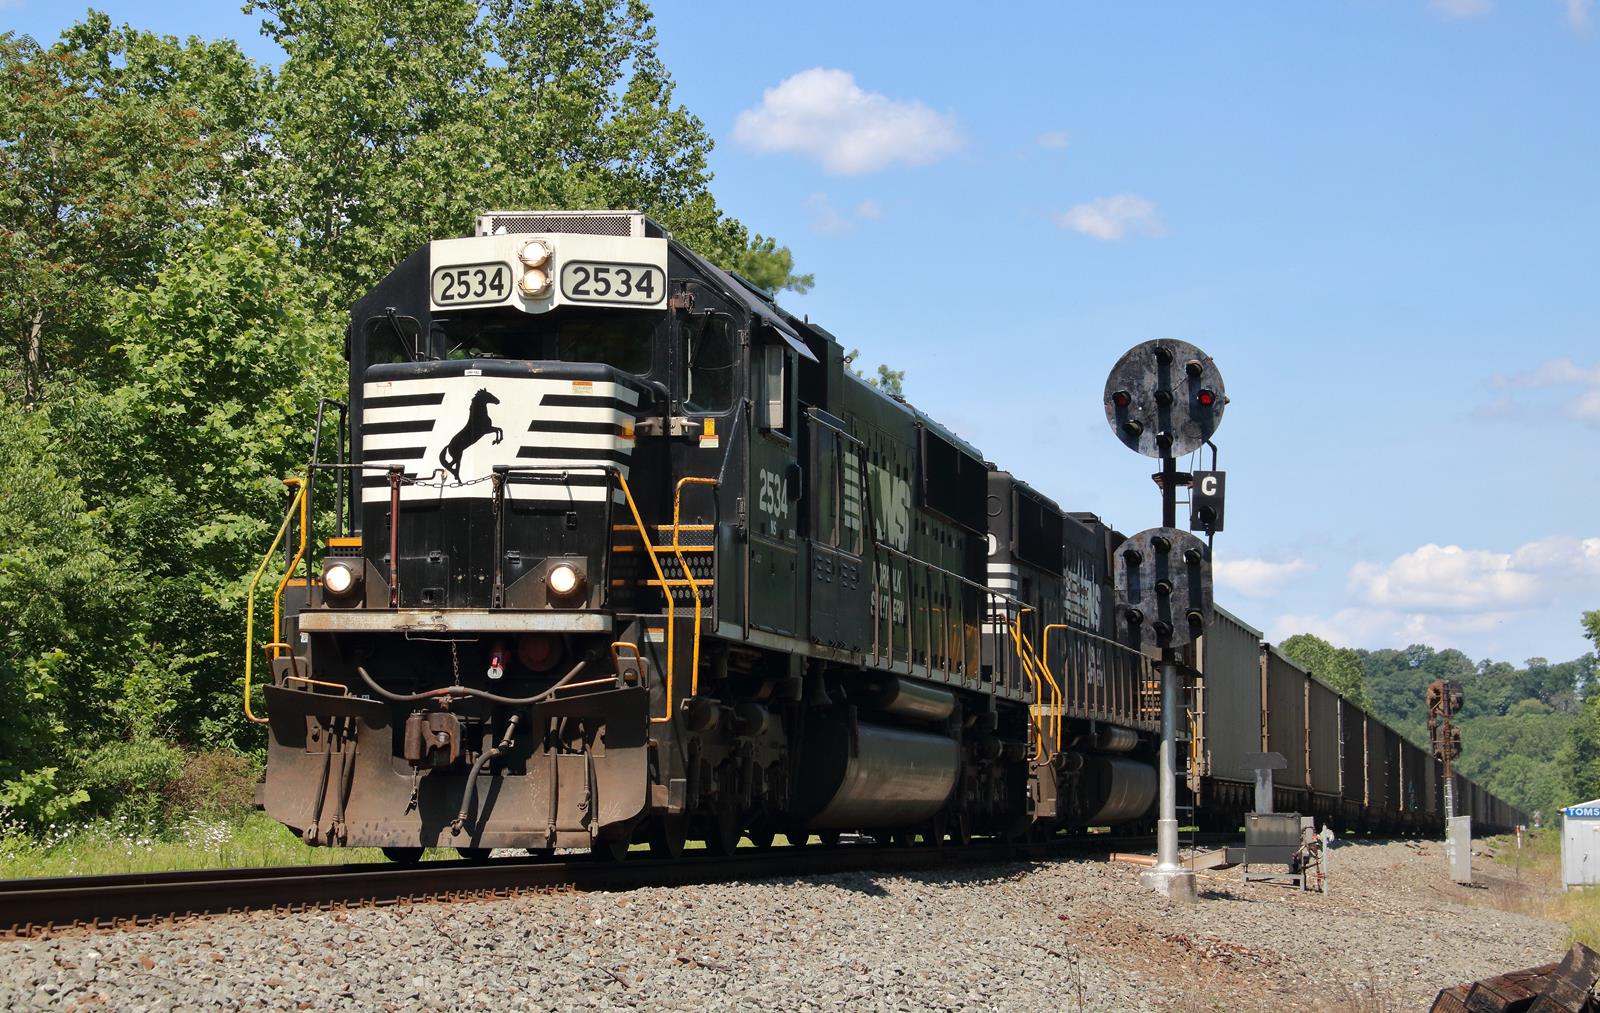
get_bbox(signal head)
[1104,339,1227,458]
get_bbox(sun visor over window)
[684,250,818,363]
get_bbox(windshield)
[413,309,659,373]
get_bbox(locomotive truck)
[247,210,1521,861]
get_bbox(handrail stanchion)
[244,478,308,725]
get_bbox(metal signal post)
[1104,338,1228,903]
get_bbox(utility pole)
[1103,339,1228,903]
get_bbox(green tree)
[0,3,813,828]
[246,0,809,307]
[0,28,227,399]
[844,348,906,397]
[1279,632,1369,708]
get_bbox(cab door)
[805,411,869,651]
[747,336,802,636]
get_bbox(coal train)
[248,210,1523,861]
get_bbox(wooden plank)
[1527,944,1600,1013]
[1433,984,1472,1013]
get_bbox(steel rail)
[0,834,1229,939]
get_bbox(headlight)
[519,239,552,268]
[323,561,360,597]
[518,267,550,297]
[547,562,579,597]
[545,561,586,604]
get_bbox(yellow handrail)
[1008,611,1059,755]
[613,471,679,724]
[242,477,308,725]
[671,477,719,698]
[1012,617,1064,750]
[270,477,310,661]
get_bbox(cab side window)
[760,342,789,434]
[681,314,736,414]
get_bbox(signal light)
[1154,579,1173,596]
[1153,345,1173,365]
[1185,359,1203,378]
[1122,548,1143,567]
[1153,620,1173,638]
[1112,390,1132,409]
[1196,388,1217,408]
[1151,535,1171,553]
[1122,419,1144,438]
[1154,389,1173,407]
[1125,607,1144,626]
[1183,547,1203,566]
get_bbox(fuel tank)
[1080,754,1157,825]
[791,710,959,830]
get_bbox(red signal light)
[1196,388,1216,407]
[1112,390,1131,409]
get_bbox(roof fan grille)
[479,212,640,238]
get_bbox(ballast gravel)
[0,839,1564,1012]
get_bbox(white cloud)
[1566,0,1593,30]
[806,194,884,234]
[1486,357,1600,427]
[1492,357,1600,388]
[1214,557,1315,599]
[1273,535,1600,653]
[1053,194,1165,241]
[1036,130,1070,151]
[1431,0,1492,17]
[733,69,963,175]
[1349,536,1600,615]
[806,193,851,235]
[1267,607,1520,650]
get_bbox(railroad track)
[0,833,1208,938]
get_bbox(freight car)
[245,210,1522,859]
[1189,606,1524,835]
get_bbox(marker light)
[1196,388,1217,407]
[519,239,552,268]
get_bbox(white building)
[1562,799,1600,889]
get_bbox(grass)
[0,811,456,880]
[1486,826,1600,950]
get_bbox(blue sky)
[8,1,1599,664]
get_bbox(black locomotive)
[250,210,1521,860]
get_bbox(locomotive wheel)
[703,807,743,857]
[458,847,493,863]
[382,847,424,865]
[952,814,974,848]
[649,815,688,859]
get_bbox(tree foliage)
[1354,639,1597,822]
[1279,633,1369,708]
[844,348,906,397]
[0,2,808,828]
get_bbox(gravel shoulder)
[0,839,1564,1012]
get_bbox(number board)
[431,262,511,306]
[560,261,663,306]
